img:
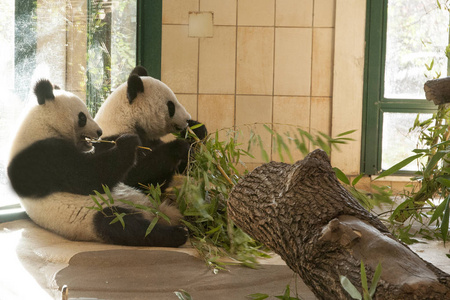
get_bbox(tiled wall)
[161,0,336,168]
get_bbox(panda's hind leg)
[93,206,188,247]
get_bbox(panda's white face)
[52,89,103,152]
[95,73,191,140]
[9,80,102,159]
[138,78,191,137]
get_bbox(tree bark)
[424,77,450,105]
[228,149,450,300]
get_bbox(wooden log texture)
[228,149,450,299]
[424,77,450,105]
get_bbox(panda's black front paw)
[170,139,191,159]
[115,134,141,165]
[116,134,141,150]
[180,120,208,143]
[171,225,189,247]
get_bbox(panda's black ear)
[34,79,55,105]
[127,74,144,104]
[130,66,148,77]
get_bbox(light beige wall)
[161,0,365,173]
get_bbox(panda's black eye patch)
[78,112,87,127]
[167,101,175,118]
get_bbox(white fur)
[21,183,182,242]
[9,90,101,161]
[95,76,191,140]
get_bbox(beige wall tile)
[236,27,274,95]
[314,0,336,27]
[200,0,237,26]
[273,96,310,162]
[331,0,366,175]
[236,95,273,162]
[276,0,313,27]
[176,94,198,119]
[274,27,312,96]
[198,95,235,138]
[310,97,331,135]
[311,28,334,97]
[161,25,199,94]
[199,26,236,94]
[238,0,275,26]
[162,0,199,24]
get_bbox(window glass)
[381,112,432,171]
[384,0,449,99]
[0,0,136,208]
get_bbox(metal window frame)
[136,0,162,79]
[361,0,437,175]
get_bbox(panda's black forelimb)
[8,134,140,198]
[93,206,188,247]
[123,138,190,192]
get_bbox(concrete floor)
[0,218,448,300]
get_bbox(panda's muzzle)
[79,130,102,153]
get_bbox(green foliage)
[340,261,382,300]
[89,183,170,236]
[175,125,355,269]
[333,168,393,211]
[375,105,450,243]
[174,290,193,300]
[90,124,354,270]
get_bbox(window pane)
[381,112,432,171]
[384,0,449,99]
[87,0,136,114]
[0,0,136,208]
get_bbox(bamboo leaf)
[436,177,450,188]
[110,212,126,229]
[424,150,449,177]
[441,197,450,245]
[190,123,204,130]
[369,262,382,297]
[102,184,114,204]
[90,194,103,210]
[337,129,357,137]
[360,261,368,294]
[352,173,365,186]
[429,196,449,225]
[375,154,423,179]
[145,217,159,237]
[339,276,362,300]
[333,167,350,185]
[246,293,269,300]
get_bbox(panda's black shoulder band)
[127,74,144,104]
[34,79,55,105]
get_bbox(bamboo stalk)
[86,138,152,151]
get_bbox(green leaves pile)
[375,105,450,244]
[91,124,356,270]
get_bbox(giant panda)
[7,79,188,247]
[94,66,207,192]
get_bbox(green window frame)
[361,0,437,176]
[136,0,162,80]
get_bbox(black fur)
[127,75,144,104]
[167,101,175,118]
[94,133,189,192]
[78,112,87,127]
[8,134,140,197]
[34,79,55,105]
[130,65,149,77]
[93,206,188,247]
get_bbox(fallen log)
[228,149,450,299]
